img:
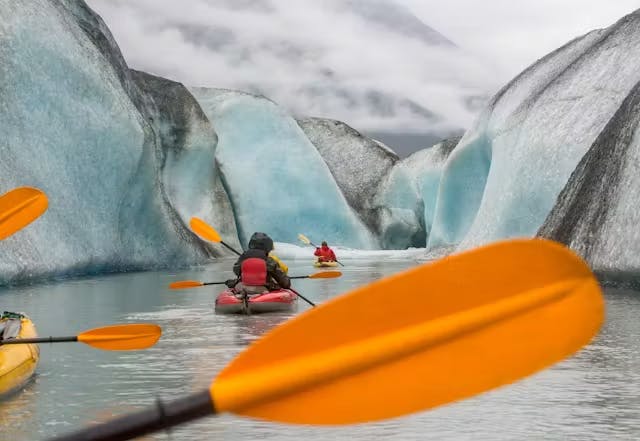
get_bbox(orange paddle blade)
[190,217,221,243]
[210,238,604,425]
[308,271,342,279]
[169,280,205,289]
[0,187,48,240]
[77,324,161,351]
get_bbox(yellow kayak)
[0,313,39,398]
[314,261,339,268]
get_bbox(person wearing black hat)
[225,232,291,293]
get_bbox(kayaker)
[314,241,337,263]
[226,232,291,293]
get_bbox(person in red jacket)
[314,241,337,263]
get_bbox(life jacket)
[240,257,268,286]
[269,252,288,274]
[315,246,335,260]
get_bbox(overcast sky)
[401,0,640,77]
[86,0,639,134]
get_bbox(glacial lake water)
[0,257,639,440]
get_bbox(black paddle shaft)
[221,241,241,256]
[49,390,215,441]
[0,336,77,345]
[201,275,308,286]
[289,287,316,307]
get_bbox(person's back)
[314,241,337,262]
[229,232,291,291]
[240,257,268,286]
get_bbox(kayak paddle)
[169,271,343,290]
[0,324,161,351]
[0,186,48,240]
[293,271,341,280]
[49,238,604,441]
[298,233,344,267]
[190,217,241,256]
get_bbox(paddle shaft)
[203,275,312,287]
[222,241,241,256]
[0,336,77,345]
[289,287,316,307]
[50,390,214,441]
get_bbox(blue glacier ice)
[297,117,398,234]
[190,88,377,249]
[8,0,640,285]
[133,71,241,253]
[0,0,233,283]
[374,138,458,249]
[429,11,640,251]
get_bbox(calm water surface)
[0,258,639,440]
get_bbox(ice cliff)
[6,0,640,284]
[538,79,640,276]
[0,0,401,287]
[190,89,377,250]
[0,0,231,283]
[374,138,459,249]
[428,11,640,253]
[297,118,398,234]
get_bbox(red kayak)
[215,288,298,314]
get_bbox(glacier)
[131,71,241,254]
[7,0,640,285]
[190,88,377,250]
[0,0,397,286]
[0,0,235,283]
[374,138,459,249]
[539,79,640,276]
[297,117,398,234]
[428,11,640,252]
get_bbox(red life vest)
[241,257,268,286]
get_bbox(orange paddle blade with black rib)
[2,324,162,352]
[211,238,604,424]
[48,239,604,441]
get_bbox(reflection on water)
[0,259,639,440]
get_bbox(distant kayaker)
[314,241,337,263]
[226,232,291,293]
